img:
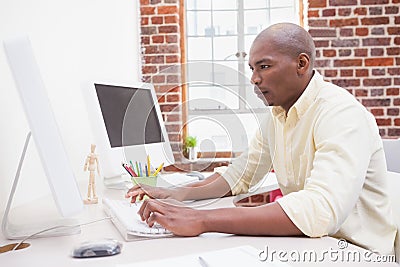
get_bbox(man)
[126,23,397,255]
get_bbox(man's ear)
[297,53,310,75]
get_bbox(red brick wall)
[139,0,400,153]
[139,0,183,160]
[308,0,400,137]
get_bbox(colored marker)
[147,155,151,176]
[152,162,164,176]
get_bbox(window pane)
[213,60,239,86]
[188,85,239,110]
[186,11,211,36]
[213,11,237,35]
[186,0,211,10]
[187,62,213,84]
[212,0,237,10]
[213,36,237,60]
[187,37,212,60]
[270,0,295,8]
[270,8,298,24]
[244,0,268,9]
[244,10,269,35]
[244,35,257,55]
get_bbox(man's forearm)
[200,202,303,236]
[173,173,232,201]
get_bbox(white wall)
[0,0,140,211]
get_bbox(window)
[185,0,300,153]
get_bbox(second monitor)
[84,82,174,179]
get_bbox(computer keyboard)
[103,198,173,239]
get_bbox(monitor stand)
[1,132,80,240]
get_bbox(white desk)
[1,178,397,266]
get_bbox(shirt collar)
[272,70,322,123]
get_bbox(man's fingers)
[138,199,168,221]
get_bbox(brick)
[167,133,181,142]
[388,27,400,35]
[308,10,320,17]
[396,78,400,85]
[315,59,331,67]
[363,78,391,86]
[396,16,400,24]
[308,0,327,8]
[371,48,384,56]
[308,19,328,27]
[140,6,155,15]
[361,17,390,25]
[141,17,149,25]
[161,103,180,113]
[370,108,384,116]
[362,99,391,106]
[142,65,157,74]
[338,8,352,16]
[365,58,394,66]
[355,28,369,36]
[387,108,400,116]
[325,69,338,77]
[314,40,330,47]
[152,35,164,43]
[332,79,360,87]
[339,49,352,56]
[159,25,178,33]
[322,9,336,16]
[340,28,353,37]
[330,18,358,27]
[166,35,178,43]
[376,118,392,126]
[166,55,180,63]
[387,88,400,95]
[332,39,359,47]
[354,49,368,57]
[166,94,180,103]
[151,0,162,4]
[356,69,369,77]
[340,69,353,77]
[329,0,357,5]
[157,5,178,15]
[167,75,180,83]
[369,7,383,15]
[141,36,150,45]
[394,120,400,127]
[395,98,400,105]
[334,59,362,67]
[371,27,385,35]
[316,50,321,58]
[387,47,400,55]
[355,89,368,97]
[371,89,384,96]
[151,16,163,24]
[385,6,399,15]
[395,37,400,45]
[323,49,337,57]
[165,15,178,24]
[361,0,389,4]
[165,124,181,134]
[397,58,400,65]
[141,26,157,35]
[389,68,400,75]
[144,55,164,64]
[379,128,386,137]
[152,75,166,83]
[354,7,367,16]
[362,38,391,46]
[372,68,386,76]
[140,0,150,5]
[309,29,337,37]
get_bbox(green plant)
[184,136,197,148]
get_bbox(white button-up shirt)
[221,71,397,255]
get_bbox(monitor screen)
[95,84,164,148]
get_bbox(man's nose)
[251,71,261,85]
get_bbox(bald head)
[253,23,316,70]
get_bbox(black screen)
[95,84,164,148]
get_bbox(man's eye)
[249,66,254,72]
[260,65,269,69]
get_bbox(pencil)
[152,162,164,176]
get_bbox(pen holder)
[131,175,158,187]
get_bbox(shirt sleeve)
[277,102,380,237]
[218,117,273,195]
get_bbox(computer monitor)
[2,36,83,239]
[83,81,175,180]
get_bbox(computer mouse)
[72,238,122,258]
[186,171,205,180]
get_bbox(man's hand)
[125,184,180,203]
[138,199,206,237]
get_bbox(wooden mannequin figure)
[83,144,100,204]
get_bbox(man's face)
[248,38,302,112]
